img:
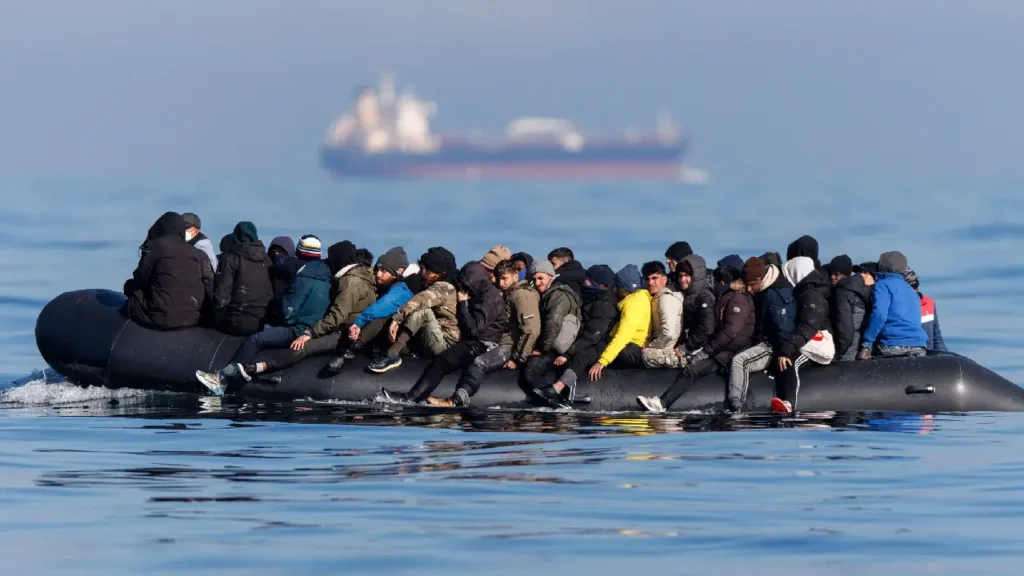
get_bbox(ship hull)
[320,141,685,180]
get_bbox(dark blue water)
[3,180,1024,573]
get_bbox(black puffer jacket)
[566,285,619,358]
[123,212,209,330]
[778,268,832,359]
[456,261,507,343]
[680,254,717,351]
[556,260,587,296]
[213,241,274,329]
[832,273,872,361]
[704,287,756,364]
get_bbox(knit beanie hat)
[615,264,644,293]
[665,241,693,262]
[376,246,409,277]
[356,248,373,267]
[182,212,201,230]
[824,254,853,277]
[742,257,767,283]
[761,251,783,269]
[480,245,512,271]
[717,254,744,272]
[585,264,616,289]
[419,246,457,278]
[326,240,358,275]
[903,267,920,290]
[295,235,321,260]
[232,221,258,244]
[529,259,556,278]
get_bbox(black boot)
[324,355,347,374]
[531,385,567,409]
[452,388,471,407]
[381,388,412,403]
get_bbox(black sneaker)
[531,386,569,409]
[324,355,347,375]
[236,363,257,383]
[368,354,402,374]
[452,388,471,407]
[380,388,412,403]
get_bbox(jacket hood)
[878,250,908,274]
[269,236,296,257]
[296,258,331,282]
[679,254,710,295]
[344,263,376,285]
[229,240,268,263]
[327,241,358,276]
[786,235,820,266]
[556,259,587,294]
[836,272,871,303]
[511,252,534,271]
[507,279,536,295]
[582,283,613,302]
[219,234,236,254]
[232,221,259,244]
[147,212,186,242]
[457,261,494,295]
[783,256,816,287]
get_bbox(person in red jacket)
[903,268,948,352]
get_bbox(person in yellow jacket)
[588,264,652,382]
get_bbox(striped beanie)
[296,234,322,260]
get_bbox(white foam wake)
[1,370,150,406]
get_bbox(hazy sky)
[1,0,1022,184]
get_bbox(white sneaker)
[636,395,665,413]
[195,370,226,396]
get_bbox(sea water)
[2,179,1024,574]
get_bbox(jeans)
[252,332,342,372]
[407,340,490,401]
[660,356,718,409]
[232,325,297,363]
[877,345,927,358]
[457,344,511,397]
[335,318,389,356]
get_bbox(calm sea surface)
[2,179,1024,574]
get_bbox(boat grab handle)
[905,384,935,395]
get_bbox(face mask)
[518,270,527,281]
[185,230,195,242]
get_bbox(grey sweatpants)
[728,342,773,409]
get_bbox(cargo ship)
[320,76,687,180]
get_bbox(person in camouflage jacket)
[367,247,461,374]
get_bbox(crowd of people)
[122,211,947,414]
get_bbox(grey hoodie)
[193,237,218,272]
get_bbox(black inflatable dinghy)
[35,290,1024,413]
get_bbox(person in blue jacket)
[231,234,332,362]
[325,247,420,373]
[858,251,928,359]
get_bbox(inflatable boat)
[35,289,1024,413]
